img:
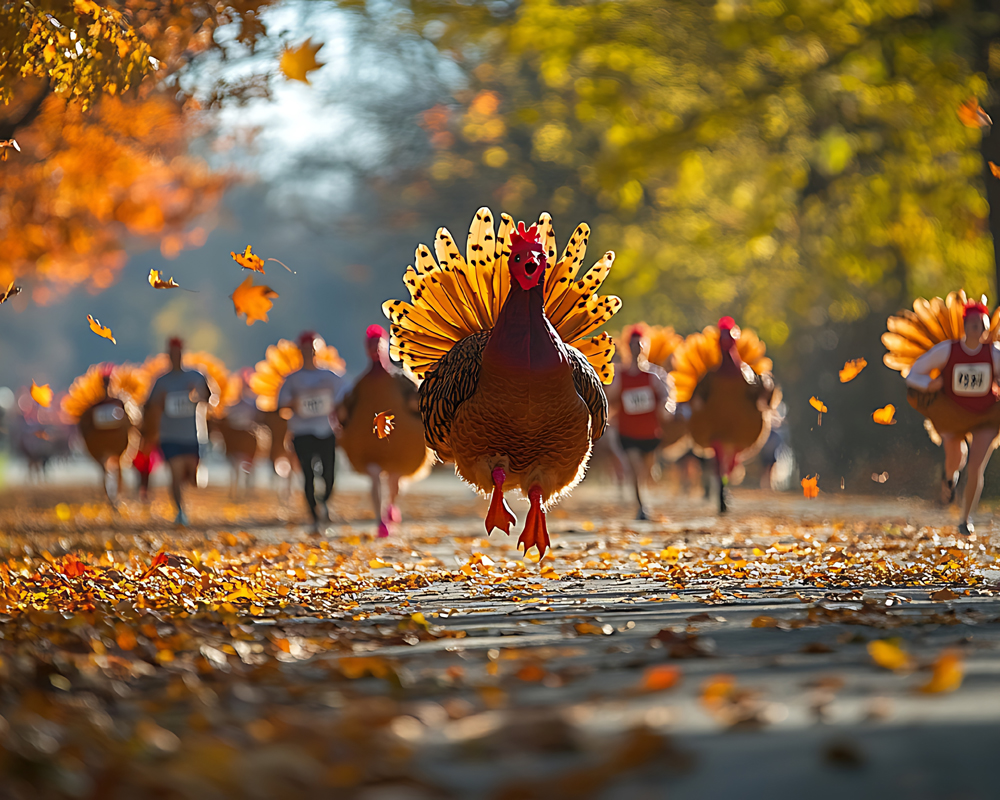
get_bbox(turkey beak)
[523,254,540,279]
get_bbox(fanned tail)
[384,207,621,385]
[670,324,774,403]
[882,290,986,377]
[620,323,684,369]
[248,338,344,412]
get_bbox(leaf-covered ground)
[0,479,998,799]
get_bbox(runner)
[903,300,1000,535]
[278,331,347,533]
[607,329,670,520]
[144,338,212,526]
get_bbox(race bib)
[297,389,333,419]
[165,391,197,418]
[953,363,991,397]
[622,386,656,415]
[93,403,125,429]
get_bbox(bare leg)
[386,473,402,523]
[624,448,649,520]
[941,433,969,503]
[961,427,999,526]
[367,463,389,538]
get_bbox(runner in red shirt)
[907,301,1000,534]
[607,329,671,520]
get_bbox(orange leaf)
[809,396,827,413]
[231,245,266,274]
[30,381,52,408]
[801,475,819,498]
[373,411,395,439]
[958,98,992,128]
[60,555,87,578]
[838,358,867,383]
[867,639,912,672]
[140,552,169,581]
[639,664,681,692]
[872,404,897,425]
[231,276,278,326]
[280,38,325,83]
[148,269,180,289]
[87,314,116,344]
[516,663,547,682]
[0,281,21,305]
[920,650,964,694]
[700,674,735,708]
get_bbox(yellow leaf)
[87,314,116,344]
[867,639,913,672]
[280,38,325,84]
[230,276,278,326]
[148,269,180,289]
[809,396,827,413]
[231,245,266,274]
[872,404,897,425]
[0,281,21,305]
[920,650,963,694]
[373,411,395,439]
[839,358,867,382]
[30,381,53,408]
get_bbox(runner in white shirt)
[278,331,347,533]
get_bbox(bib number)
[165,391,197,418]
[953,363,991,397]
[93,404,125,429]
[297,389,333,419]
[622,386,656,415]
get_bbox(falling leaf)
[0,281,21,305]
[280,38,325,83]
[638,665,681,692]
[373,411,395,439]
[920,650,963,694]
[30,381,53,408]
[148,269,180,289]
[991,162,1000,180]
[839,358,867,382]
[87,314,116,344]
[231,245,266,273]
[958,98,992,128]
[809,396,827,425]
[871,471,888,483]
[872,404,897,425]
[0,139,19,161]
[867,639,913,672]
[231,277,278,326]
[801,475,819,499]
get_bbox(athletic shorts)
[619,435,660,455]
[160,441,201,462]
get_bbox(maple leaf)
[148,269,180,289]
[801,475,819,498]
[231,276,278,325]
[872,404,897,425]
[839,358,867,383]
[0,281,21,305]
[958,98,992,128]
[30,381,53,408]
[280,39,325,84]
[920,650,963,693]
[231,245,266,273]
[373,411,395,439]
[87,314,116,344]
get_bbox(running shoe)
[377,520,390,538]
[958,521,975,536]
[387,504,401,523]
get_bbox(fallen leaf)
[867,639,913,672]
[280,38,325,83]
[750,615,779,628]
[516,663,547,682]
[148,269,181,289]
[958,98,992,128]
[839,358,867,382]
[801,475,819,499]
[700,674,735,708]
[87,315,116,344]
[30,381,53,408]
[231,245,266,274]
[920,650,963,694]
[0,281,21,305]
[60,555,87,578]
[872,404,897,425]
[231,277,278,326]
[373,411,395,439]
[639,664,681,692]
[929,588,958,602]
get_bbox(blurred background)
[2,0,999,495]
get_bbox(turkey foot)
[485,467,517,535]
[517,485,550,558]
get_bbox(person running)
[905,300,1000,535]
[607,329,671,520]
[144,337,212,526]
[278,331,347,533]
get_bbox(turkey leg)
[485,467,517,535]
[518,485,550,558]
